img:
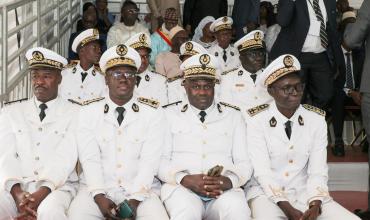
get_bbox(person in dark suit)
[232,0,260,40]
[332,11,365,156]
[344,0,370,216]
[270,0,344,110]
[183,0,228,36]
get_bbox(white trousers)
[68,188,169,220]
[250,195,361,220]
[162,186,251,220]
[0,189,72,220]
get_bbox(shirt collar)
[34,96,58,110]
[271,101,301,124]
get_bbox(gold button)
[38,127,42,131]
[202,140,206,145]
[254,96,258,100]
[202,154,206,159]
[282,187,285,191]
[285,172,289,177]
[118,131,122,135]
[34,171,39,175]
[117,147,122,152]
[118,179,122,184]
[289,159,293,164]
[202,125,207,130]
[117,164,122,168]
[289,145,294,150]
[35,156,39,161]
[54,131,58,134]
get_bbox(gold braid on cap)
[182,42,198,56]
[183,54,216,79]
[264,55,298,86]
[28,51,64,70]
[79,29,99,48]
[105,57,136,71]
[238,32,264,52]
[214,24,232,32]
[129,34,150,50]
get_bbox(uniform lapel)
[41,97,64,125]
[25,98,41,125]
[120,101,139,128]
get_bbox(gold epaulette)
[219,102,240,111]
[137,97,159,109]
[167,74,183,83]
[302,104,326,117]
[247,104,269,116]
[162,101,182,108]
[93,64,102,73]
[221,67,238,76]
[64,60,79,69]
[4,98,28,105]
[68,97,105,106]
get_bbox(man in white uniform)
[0,47,79,220]
[245,54,360,220]
[220,30,272,110]
[60,28,106,103]
[208,16,240,73]
[126,32,167,104]
[68,44,168,220]
[159,53,252,220]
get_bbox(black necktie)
[345,52,354,90]
[222,49,227,62]
[199,111,207,123]
[250,73,257,83]
[285,120,292,139]
[116,107,125,126]
[81,72,88,82]
[39,103,48,122]
[312,0,328,48]
[136,75,142,87]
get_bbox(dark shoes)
[332,144,345,157]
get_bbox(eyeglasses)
[273,83,305,95]
[126,8,139,14]
[109,71,136,79]
[242,50,266,58]
[140,54,150,59]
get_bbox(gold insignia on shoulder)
[181,104,188,112]
[167,74,183,82]
[104,104,109,113]
[137,97,159,109]
[116,44,128,56]
[254,31,262,40]
[199,54,210,66]
[185,42,193,51]
[270,117,277,127]
[283,55,294,67]
[298,115,304,125]
[145,74,150,81]
[221,67,238,76]
[220,102,240,111]
[217,103,222,113]
[4,98,28,105]
[69,97,105,106]
[222,16,228,23]
[139,33,146,42]
[93,64,102,74]
[32,51,44,61]
[302,104,326,116]
[162,100,182,108]
[64,60,78,70]
[247,104,269,116]
[132,103,139,112]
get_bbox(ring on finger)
[219,180,223,185]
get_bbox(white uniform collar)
[34,96,58,111]
[271,101,301,125]
[77,61,94,74]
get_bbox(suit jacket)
[232,0,260,40]
[270,0,343,71]
[344,0,370,93]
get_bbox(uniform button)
[18,129,21,133]
[202,154,206,159]
[34,171,39,175]
[202,140,207,145]
[118,131,122,135]
[36,142,40,146]
[117,147,122,152]
[80,85,83,89]
[289,159,293,164]
[54,131,58,134]
[289,145,294,150]
[202,124,207,130]
[38,127,42,132]
[282,187,285,191]
[78,97,81,100]
[118,179,122,184]
[285,172,289,177]
[35,156,39,161]
[117,164,122,168]
[254,96,258,100]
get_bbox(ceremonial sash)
[156,29,172,47]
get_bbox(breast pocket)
[171,124,193,153]
[124,136,145,159]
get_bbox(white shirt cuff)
[5,180,22,192]
[175,172,188,185]
[225,173,239,188]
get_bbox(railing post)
[57,0,61,53]
[36,0,41,46]
[2,5,8,103]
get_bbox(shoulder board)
[93,64,102,73]
[221,67,238,76]
[68,97,105,106]
[64,60,79,69]
[162,101,182,108]
[167,75,183,83]
[219,102,240,111]
[4,98,28,105]
[247,104,269,117]
[302,104,326,116]
[137,97,159,109]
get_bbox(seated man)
[159,53,252,220]
[126,32,167,104]
[0,47,79,219]
[220,30,272,110]
[68,44,168,220]
[245,54,360,220]
[60,28,107,103]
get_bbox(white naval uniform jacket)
[0,97,79,194]
[159,100,253,200]
[220,66,273,110]
[245,101,330,205]
[208,44,240,73]
[77,94,165,201]
[136,69,167,105]
[59,61,107,102]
